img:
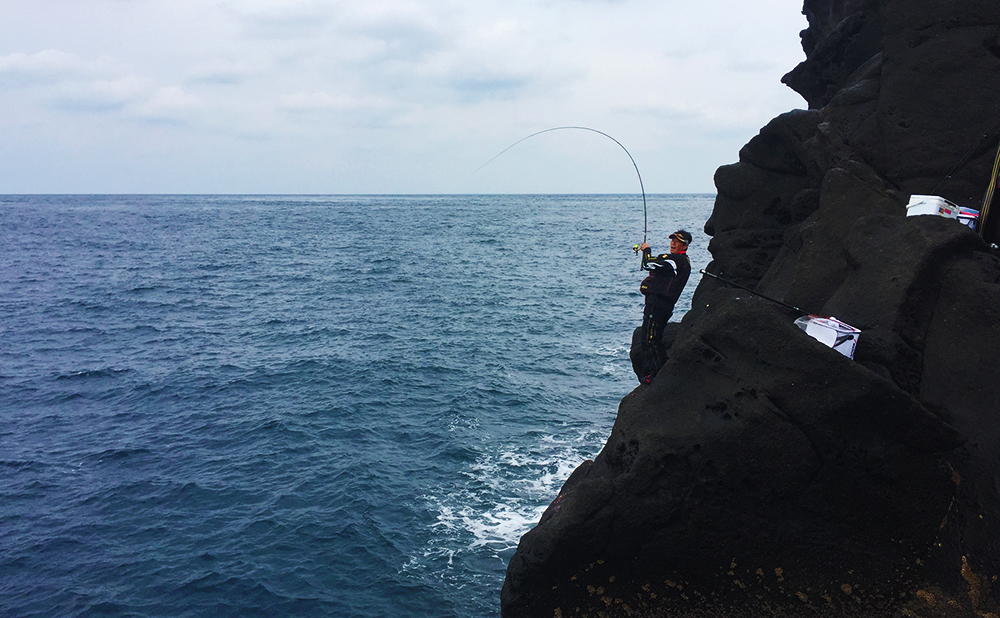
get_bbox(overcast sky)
[0,0,808,194]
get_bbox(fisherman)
[637,230,692,384]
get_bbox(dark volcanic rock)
[503,291,983,617]
[502,0,1000,616]
[783,0,887,109]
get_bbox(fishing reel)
[633,243,650,270]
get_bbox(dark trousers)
[641,311,670,377]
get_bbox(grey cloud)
[46,76,146,112]
[51,95,130,113]
[355,19,448,62]
[0,50,91,87]
[277,91,390,112]
[48,76,200,124]
[229,2,337,40]
[448,75,532,102]
[186,59,258,85]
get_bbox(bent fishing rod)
[475,126,648,250]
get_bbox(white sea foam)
[422,424,609,562]
[463,505,544,549]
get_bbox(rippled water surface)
[0,194,714,617]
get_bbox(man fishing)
[637,230,692,384]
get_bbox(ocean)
[0,194,714,618]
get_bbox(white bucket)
[794,315,861,359]
[906,195,960,219]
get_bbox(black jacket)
[640,251,690,319]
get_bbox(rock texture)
[501,1,1000,616]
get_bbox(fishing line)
[475,126,648,244]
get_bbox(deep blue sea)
[0,194,714,618]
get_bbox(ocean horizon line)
[1,192,717,198]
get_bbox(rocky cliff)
[501,1,1000,616]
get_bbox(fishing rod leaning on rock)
[699,269,807,315]
[475,126,648,267]
[980,136,1000,241]
[927,118,1000,244]
[701,270,865,355]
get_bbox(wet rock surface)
[501,0,1000,616]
